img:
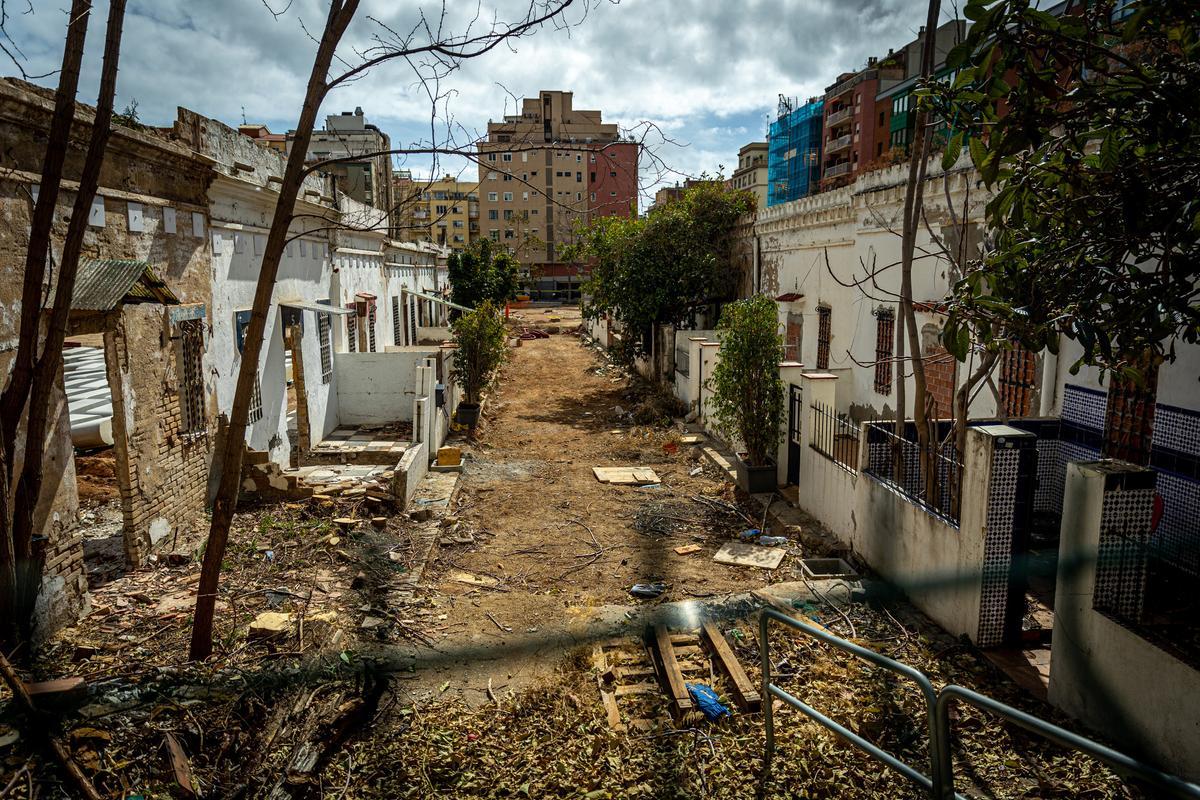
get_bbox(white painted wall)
[334,351,420,424]
[1050,462,1200,782]
[757,154,998,423]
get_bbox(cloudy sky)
[4,0,943,205]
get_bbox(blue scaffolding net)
[767,98,824,207]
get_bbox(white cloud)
[4,0,941,203]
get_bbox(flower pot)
[456,403,481,428]
[735,457,777,494]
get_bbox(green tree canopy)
[448,238,520,312]
[929,0,1200,376]
[570,181,756,362]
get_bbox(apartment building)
[820,56,905,188]
[727,141,769,209]
[394,174,479,253]
[766,97,824,206]
[293,107,394,220]
[238,123,287,152]
[877,21,970,155]
[476,90,637,289]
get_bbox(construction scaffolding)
[767,97,825,207]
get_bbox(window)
[590,192,596,201]
[610,171,617,177]
[487,153,496,162]
[999,346,1037,417]
[576,171,582,183]
[503,174,513,182]
[576,192,582,201]
[435,205,448,214]
[318,313,333,382]
[1103,363,1159,466]
[489,229,499,241]
[503,192,513,201]
[879,111,885,126]
[504,209,513,220]
[873,309,894,394]
[346,309,358,353]
[488,192,498,201]
[247,376,263,424]
[590,153,596,163]
[590,171,596,182]
[522,192,529,201]
[609,191,617,197]
[522,152,528,162]
[488,209,498,220]
[816,306,832,370]
[488,172,498,181]
[502,152,512,162]
[576,154,582,163]
[504,230,515,239]
[391,296,402,345]
[177,318,207,435]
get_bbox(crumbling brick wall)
[105,304,212,563]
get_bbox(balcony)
[826,134,852,154]
[826,106,853,126]
[825,162,852,178]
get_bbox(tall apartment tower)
[477,90,637,297]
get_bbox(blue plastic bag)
[686,682,731,722]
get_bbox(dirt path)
[408,319,787,705]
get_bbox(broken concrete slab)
[713,541,786,570]
[248,611,294,639]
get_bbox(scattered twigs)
[0,651,104,800]
[485,612,512,634]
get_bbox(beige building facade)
[395,174,479,253]
[476,90,638,272]
[727,141,769,209]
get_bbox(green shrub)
[707,295,784,466]
[451,301,508,406]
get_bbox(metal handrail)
[759,608,951,797]
[760,608,1200,798]
[935,685,1200,800]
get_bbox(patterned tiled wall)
[978,447,1021,648]
[1094,483,1156,622]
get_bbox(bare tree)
[190,0,590,660]
[894,0,943,498]
[0,0,127,652]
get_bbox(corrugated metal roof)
[70,259,179,311]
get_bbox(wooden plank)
[702,621,761,712]
[653,625,694,716]
[669,633,697,644]
[592,646,624,732]
[615,683,659,697]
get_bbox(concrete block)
[436,446,462,467]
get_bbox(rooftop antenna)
[241,105,247,125]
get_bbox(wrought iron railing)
[810,402,859,473]
[864,421,963,524]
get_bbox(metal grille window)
[247,375,263,424]
[177,319,207,435]
[318,313,333,384]
[1103,364,1158,466]
[367,304,377,352]
[816,306,832,370]
[999,346,1037,417]
[346,310,358,353]
[873,309,894,394]
[391,296,402,345]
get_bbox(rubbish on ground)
[686,683,731,722]
[164,732,197,798]
[689,466,704,477]
[25,676,87,708]
[449,571,499,588]
[739,528,762,539]
[680,434,703,444]
[699,621,762,711]
[248,611,294,639]
[673,544,703,555]
[629,582,667,598]
[360,616,387,630]
[758,536,789,547]
[800,556,859,580]
[592,466,660,486]
[662,441,678,455]
[713,541,786,570]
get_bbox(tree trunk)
[189,0,360,661]
[0,0,91,462]
[0,0,92,652]
[897,0,942,501]
[6,0,125,650]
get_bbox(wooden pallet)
[593,623,761,730]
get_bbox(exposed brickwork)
[105,305,212,564]
[288,325,311,453]
[923,344,957,419]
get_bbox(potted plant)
[451,300,508,428]
[708,294,784,493]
